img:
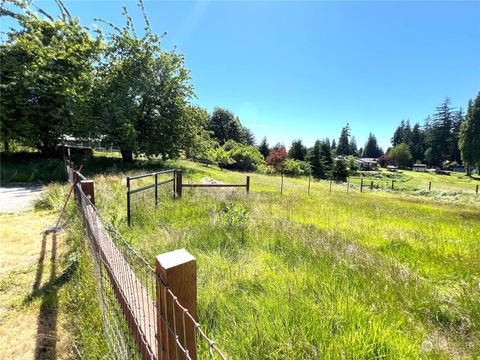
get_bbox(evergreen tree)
[332,159,348,182]
[336,124,351,156]
[308,140,325,179]
[258,136,270,159]
[241,126,256,146]
[459,93,480,175]
[408,122,425,163]
[449,109,464,164]
[363,133,382,158]
[320,140,333,174]
[208,108,244,145]
[331,139,337,150]
[350,136,358,156]
[391,120,406,147]
[427,98,454,165]
[288,139,307,161]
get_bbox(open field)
[0,211,74,359]
[349,169,480,195]
[36,158,480,359]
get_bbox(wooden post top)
[156,248,195,270]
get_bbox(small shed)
[386,165,398,172]
[412,164,427,172]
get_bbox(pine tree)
[336,124,351,156]
[459,93,480,175]
[308,140,325,179]
[409,123,425,163]
[363,133,382,158]
[350,136,358,156]
[331,139,337,150]
[332,159,348,182]
[288,139,307,161]
[258,137,270,159]
[391,120,406,147]
[320,140,333,174]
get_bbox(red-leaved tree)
[377,156,395,167]
[266,145,287,172]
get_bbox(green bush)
[221,141,265,171]
[283,159,305,176]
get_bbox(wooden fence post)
[175,170,183,198]
[428,181,432,191]
[347,180,349,192]
[246,176,250,194]
[370,181,373,190]
[280,173,284,195]
[308,174,311,195]
[156,249,197,360]
[391,180,395,190]
[360,178,363,193]
[476,184,479,195]
[329,180,332,193]
[81,179,95,206]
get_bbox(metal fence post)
[127,177,131,226]
[156,249,197,360]
[155,173,158,207]
[175,170,183,198]
[80,180,95,206]
[246,176,250,194]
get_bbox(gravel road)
[0,184,44,212]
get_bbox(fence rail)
[66,161,227,359]
[127,170,176,226]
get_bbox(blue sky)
[4,1,480,150]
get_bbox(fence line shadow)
[25,232,76,360]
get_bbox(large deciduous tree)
[459,93,480,175]
[389,143,412,169]
[93,3,194,162]
[0,2,101,155]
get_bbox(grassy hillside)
[40,160,480,359]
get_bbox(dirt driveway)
[0,184,44,212]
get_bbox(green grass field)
[36,158,480,359]
[348,168,480,195]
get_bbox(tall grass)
[44,160,480,359]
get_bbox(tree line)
[1,1,478,176]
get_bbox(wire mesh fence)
[74,170,227,360]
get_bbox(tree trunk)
[466,164,472,176]
[121,149,133,163]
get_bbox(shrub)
[283,159,305,176]
[332,159,349,182]
[220,141,265,171]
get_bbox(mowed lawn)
[51,160,479,359]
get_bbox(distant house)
[386,165,398,172]
[356,158,378,171]
[412,164,427,172]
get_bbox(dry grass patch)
[0,211,74,360]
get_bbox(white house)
[412,164,427,172]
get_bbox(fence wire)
[75,174,227,360]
